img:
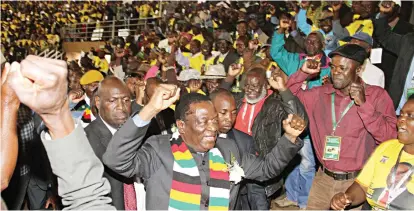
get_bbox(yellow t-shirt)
[139,4,153,18]
[189,53,204,72]
[93,56,109,73]
[192,34,204,44]
[81,15,89,23]
[339,14,374,46]
[356,139,414,210]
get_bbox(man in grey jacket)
[103,90,306,210]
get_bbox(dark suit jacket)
[374,19,414,90]
[85,117,134,210]
[214,51,240,72]
[227,129,255,157]
[373,17,414,109]
[103,114,303,210]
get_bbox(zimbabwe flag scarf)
[169,137,231,211]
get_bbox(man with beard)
[286,44,397,209]
[84,76,137,210]
[230,66,307,209]
[374,0,414,90]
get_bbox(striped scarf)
[169,137,230,211]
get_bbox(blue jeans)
[285,138,316,208]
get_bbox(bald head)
[97,76,130,97]
[95,76,132,128]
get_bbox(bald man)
[84,76,136,210]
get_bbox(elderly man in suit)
[103,87,306,210]
[84,76,137,210]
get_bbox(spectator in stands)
[375,0,414,90]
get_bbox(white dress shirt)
[360,59,385,88]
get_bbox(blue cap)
[343,31,373,46]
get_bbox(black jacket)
[233,90,308,156]
[221,82,308,196]
[85,117,133,210]
[227,129,255,157]
[374,18,414,90]
[373,17,414,109]
[214,51,240,72]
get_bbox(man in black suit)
[214,31,240,72]
[84,76,137,210]
[211,88,285,210]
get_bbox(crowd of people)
[1,0,161,62]
[2,0,414,210]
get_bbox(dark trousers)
[2,172,49,210]
[247,183,270,210]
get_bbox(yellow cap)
[80,70,104,85]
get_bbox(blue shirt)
[396,57,414,115]
[296,9,338,55]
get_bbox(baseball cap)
[328,44,368,64]
[343,31,373,46]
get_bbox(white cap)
[177,69,201,81]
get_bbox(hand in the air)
[301,59,321,75]
[68,89,85,104]
[278,16,292,33]
[228,64,242,77]
[283,114,306,143]
[268,68,287,91]
[7,55,68,117]
[146,84,180,112]
[2,62,20,106]
[135,80,146,105]
[7,55,73,139]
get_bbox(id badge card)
[323,136,341,161]
[407,88,414,100]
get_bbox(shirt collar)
[84,94,90,106]
[100,115,118,135]
[220,51,229,58]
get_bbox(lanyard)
[386,147,414,209]
[331,93,354,135]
